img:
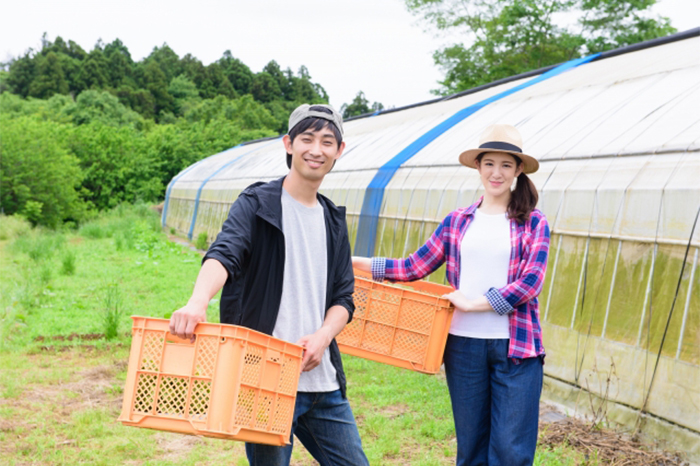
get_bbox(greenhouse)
[163,29,700,459]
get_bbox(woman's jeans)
[245,389,368,466]
[444,335,543,466]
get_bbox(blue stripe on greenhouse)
[187,139,281,240]
[353,53,600,257]
[161,153,235,228]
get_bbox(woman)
[353,124,550,466]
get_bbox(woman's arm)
[367,214,453,282]
[352,256,371,273]
[487,213,551,314]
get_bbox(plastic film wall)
[163,32,700,457]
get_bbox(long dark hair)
[477,153,538,224]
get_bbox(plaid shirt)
[372,199,550,360]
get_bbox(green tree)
[65,40,88,61]
[179,53,207,94]
[0,116,87,226]
[218,51,254,95]
[60,89,143,127]
[200,63,236,99]
[67,122,159,209]
[0,70,8,94]
[251,71,283,103]
[262,60,287,97]
[341,91,384,118]
[103,38,134,88]
[77,47,109,91]
[5,52,36,97]
[404,0,676,94]
[115,85,157,120]
[28,52,69,98]
[146,44,182,83]
[57,53,82,96]
[139,60,175,118]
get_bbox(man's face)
[283,125,345,183]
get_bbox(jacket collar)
[254,176,346,233]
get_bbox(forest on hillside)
[0,35,338,227]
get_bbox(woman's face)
[475,152,523,199]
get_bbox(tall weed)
[39,264,53,286]
[61,249,76,275]
[103,283,123,340]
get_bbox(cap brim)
[458,148,539,174]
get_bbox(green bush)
[194,232,208,250]
[0,214,32,241]
[12,231,65,261]
[79,222,108,239]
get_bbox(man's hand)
[297,326,334,372]
[169,299,208,342]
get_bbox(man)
[169,104,368,466]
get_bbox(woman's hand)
[352,256,371,273]
[443,290,473,311]
[442,291,494,313]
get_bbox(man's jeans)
[245,390,369,466]
[443,335,543,466]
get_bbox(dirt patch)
[17,362,123,415]
[33,343,126,353]
[539,417,689,465]
[34,333,105,342]
[156,432,203,461]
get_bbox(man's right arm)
[168,190,257,340]
[169,258,228,341]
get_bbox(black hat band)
[479,141,522,153]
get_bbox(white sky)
[1,0,697,110]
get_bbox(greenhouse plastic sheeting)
[162,32,700,456]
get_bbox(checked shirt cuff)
[486,288,513,316]
[371,257,386,281]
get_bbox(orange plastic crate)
[337,270,454,374]
[118,317,303,446]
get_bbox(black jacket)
[204,176,355,397]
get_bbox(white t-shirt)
[272,188,339,392]
[450,209,511,339]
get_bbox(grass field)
[0,207,595,465]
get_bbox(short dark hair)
[287,105,343,169]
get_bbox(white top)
[450,209,511,339]
[273,188,339,392]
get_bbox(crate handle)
[267,350,281,363]
[165,332,194,346]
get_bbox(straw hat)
[458,124,539,174]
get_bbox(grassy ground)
[0,207,593,465]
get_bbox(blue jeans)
[443,335,543,466]
[245,390,368,466]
